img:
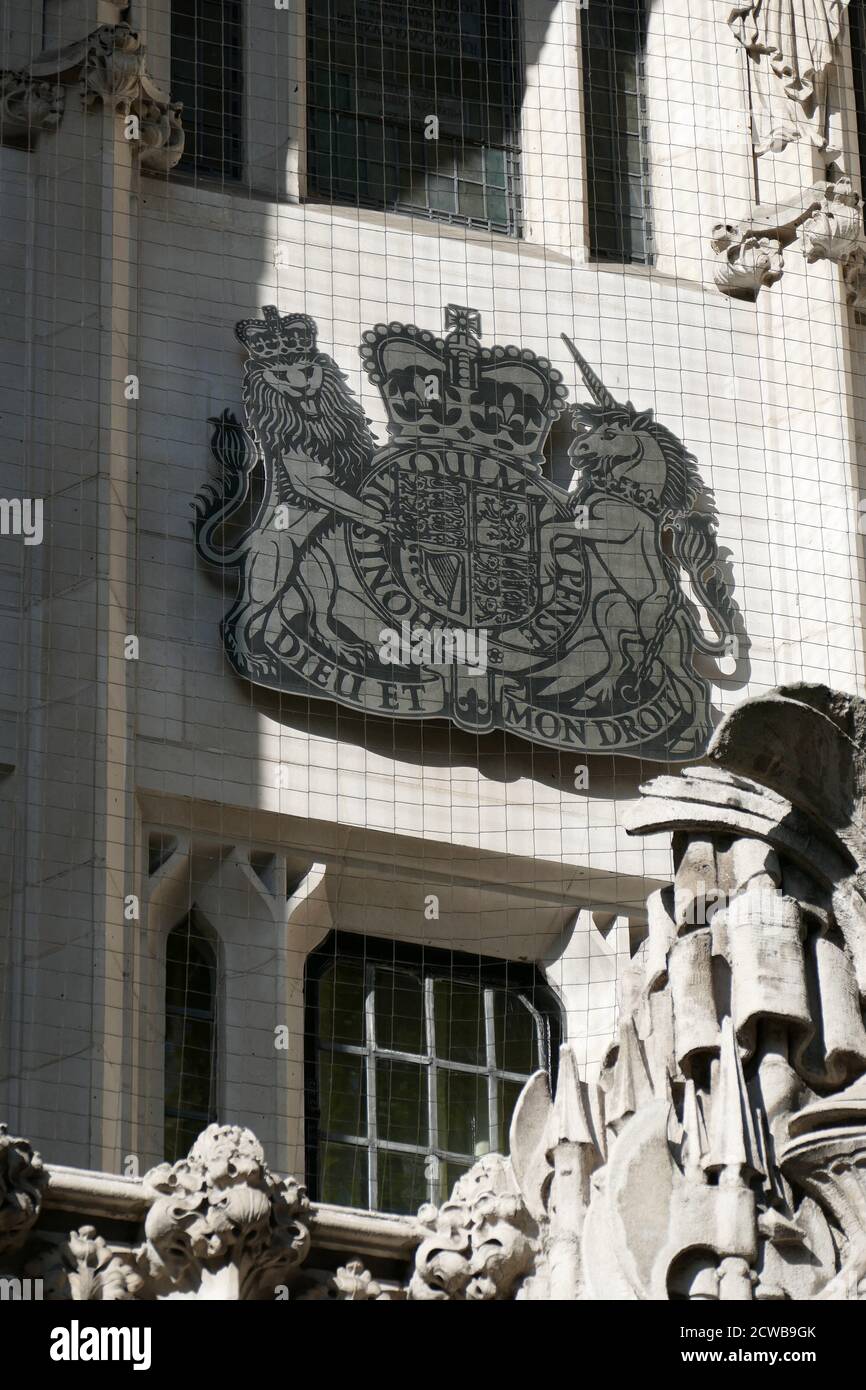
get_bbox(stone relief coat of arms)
[194,305,740,759]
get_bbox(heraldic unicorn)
[193,305,740,759]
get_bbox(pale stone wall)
[1,0,865,1189]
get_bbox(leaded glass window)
[164,914,219,1161]
[581,0,652,264]
[306,0,522,235]
[171,0,244,180]
[850,2,866,196]
[305,933,560,1214]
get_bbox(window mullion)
[484,987,499,1155]
[424,974,439,1202]
[365,963,378,1211]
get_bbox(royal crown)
[360,305,568,470]
[235,305,318,361]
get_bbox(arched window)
[164,914,219,1161]
[582,0,652,264]
[305,932,561,1214]
[306,0,523,235]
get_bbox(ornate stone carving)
[0,1124,46,1255]
[0,23,184,170]
[711,179,866,301]
[0,70,65,146]
[797,178,866,308]
[782,1087,866,1299]
[842,247,866,310]
[728,0,850,155]
[136,95,185,174]
[78,23,147,111]
[408,1154,539,1300]
[28,1225,144,1300]
[509,1046,605,1300]
[580,683,866,1300]
[404,683,866,1300]
[297,1259,399,1300]
[9,683,866,1301]
[141,1125,311,1299]
[801,176,865,264]
[194,308,742,760]
[710,223,786,300]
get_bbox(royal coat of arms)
[193,305,740,759]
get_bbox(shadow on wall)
[184,0,750,797]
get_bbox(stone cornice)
[42,1159,418,1262]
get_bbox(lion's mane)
[243,354,375,495]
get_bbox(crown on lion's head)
[236,306,318,362]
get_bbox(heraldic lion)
[193,309,380,677]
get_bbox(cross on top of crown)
[445,304,482,340]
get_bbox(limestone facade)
[2,0,866,1298]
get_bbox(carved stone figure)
[801,175,865,262]
[406,684,866,1299]
[710,224,786,299]
[728,0,850,154]
[711,177,866,300]
[194,307,741,759]
[0,1125,45,1255]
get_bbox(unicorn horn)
[561,334,619,411]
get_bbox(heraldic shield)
[193,304,741,759]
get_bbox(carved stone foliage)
[296,1259,401,1301]
[142,1125,311,1300]
[409,1155,539,1300]
[0,71,65,146]
[711,178,866,303]
[10,1126,315,1301]
[0,23,184,169]
[78,23,149,112]
[27,1225,144,1301]
[0,1124,46,1256]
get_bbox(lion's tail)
[192,409,257,568]
[671,510,737,655]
